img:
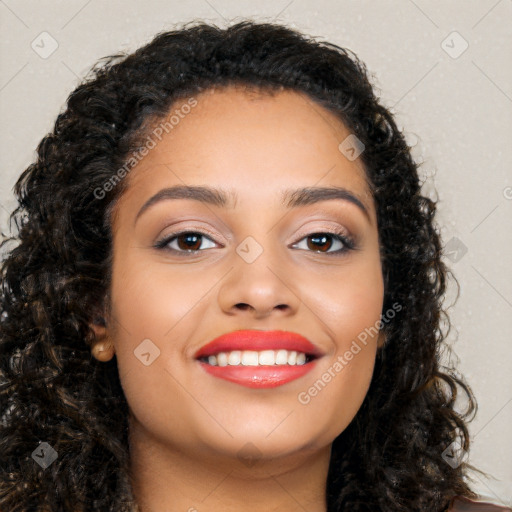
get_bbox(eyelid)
[292,222,352,241]
[156,223,225,242]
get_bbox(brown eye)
[306,234,334,252]
[292,232,355,255]
[175,233,203,251]
[156,231,218,253]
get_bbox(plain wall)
[1,0,511,505]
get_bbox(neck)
[128,419,331,512]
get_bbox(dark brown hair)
[0,19,486,511]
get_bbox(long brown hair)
[0,20,485,511]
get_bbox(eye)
[154,230,356,256]
[291,231,355,255]
[154,231,219,254]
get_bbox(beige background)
[1,0,511,505]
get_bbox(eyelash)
[154,228,357,257]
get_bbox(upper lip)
[194,329,325,359]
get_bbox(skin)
[90,85,385,512]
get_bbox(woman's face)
[103,85,384,466]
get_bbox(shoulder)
[447,495,512,511]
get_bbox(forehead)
[115,85,374,220]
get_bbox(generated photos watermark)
[297,302,402,405]
[93,97,198,200]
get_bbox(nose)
[216,249,301,320]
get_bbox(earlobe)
[91,339,115,362]
[89,319,116,362]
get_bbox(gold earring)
[91,339,115,362]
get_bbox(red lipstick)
[195,329,323,389]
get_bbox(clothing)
[448,495,512,511]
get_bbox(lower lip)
[197,361,317,388]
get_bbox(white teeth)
[203,349,310,366]
[241,351,259,366]
[275,349,288,365]
[228,350,241,365]
[258,350,275,365]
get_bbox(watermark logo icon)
[442,440,467,468]
[134,338,161,366]
[441,31,469,59]
[338,134,365,161]
[237,442,263,468]
[31,442,58,469]
[236,236,263,264]
[444,236,468,263]
[31,32,59,59]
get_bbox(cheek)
[296,295,380,441]
[107,259,212,442]
[310,254,384,349]
[106,246,196,369]
[110,252,209,347]
[295,258,383,434]
[299,347,377,442]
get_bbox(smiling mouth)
[194,329,323,388]
[198,349,318,367]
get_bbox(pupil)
[178,234,201,251]
[308,234,331,252]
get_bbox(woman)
[0,20,509,512]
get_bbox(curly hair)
[0,19,487,511]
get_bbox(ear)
[89,317,115,362]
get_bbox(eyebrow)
[134,185,371,225]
